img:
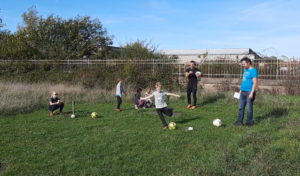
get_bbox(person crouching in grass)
[49,91,64,116]
[115,78,126,112]
[141,82,180,129]
[134,87,145,109]
[144,88,153,108]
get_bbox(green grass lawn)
[1,94,299,176]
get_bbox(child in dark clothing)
[49,91,64,116]
[134,88,145,109]
[144,88,153,108]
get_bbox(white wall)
[173,54,256,64]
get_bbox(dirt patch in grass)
[0,162,10,174]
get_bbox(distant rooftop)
[162,48,258,56]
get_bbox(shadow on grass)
[200,93,226,106]
[256,107,289,123]
[63,110,92,118]
[63,111,73,114]
[119,108,135,112]
[146,111,182,117]
[175,116,201,124]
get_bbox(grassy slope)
[0,94,299,176]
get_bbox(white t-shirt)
[152,90,168,109]
[115,82,125,97]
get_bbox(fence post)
[152,58,154,73]
[276,57,279,80]
[178,64,181,84]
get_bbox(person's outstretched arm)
[166,93,180,98]
[140,94,154,100]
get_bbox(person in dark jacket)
[185,60,201,109]
[134,88,145,109]
[49,91,64,116]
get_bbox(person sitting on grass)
[134,87,145,109]
[141,82,180,129]
[49,91,64,116]
[144,88,153,108]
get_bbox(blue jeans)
[237,91,256,125]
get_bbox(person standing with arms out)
[185,61,201,109]
[141,82,180,129]
[115,78,125,112]
[234,57,258,127]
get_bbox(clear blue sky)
[1,0,300,57]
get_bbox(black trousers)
[49,103,64,112]
[187,84,197,106]
[156,107,173,126]
[116,96,122,109]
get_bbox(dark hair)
[117,78,123,82]
[190,60,196,65]
[240,57,252,65]
[136,87,142,93]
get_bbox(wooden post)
[72,101,75,114]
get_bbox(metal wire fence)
[0,59,299,80]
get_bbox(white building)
[162,48,261,64]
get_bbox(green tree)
[16,7,113,60]
[0,17,3,28]
[0,32,27,60]
[0,9,3,28]
[116,41,178,89]
[120,40,157,60]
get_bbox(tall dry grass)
[0,81,137,115]
[3,81,297,116]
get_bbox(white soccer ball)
[188,127,194,131]
[196,71,201,76]
[70,114,76,118]
[213,119,222,127]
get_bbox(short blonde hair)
[155,82,162,87]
